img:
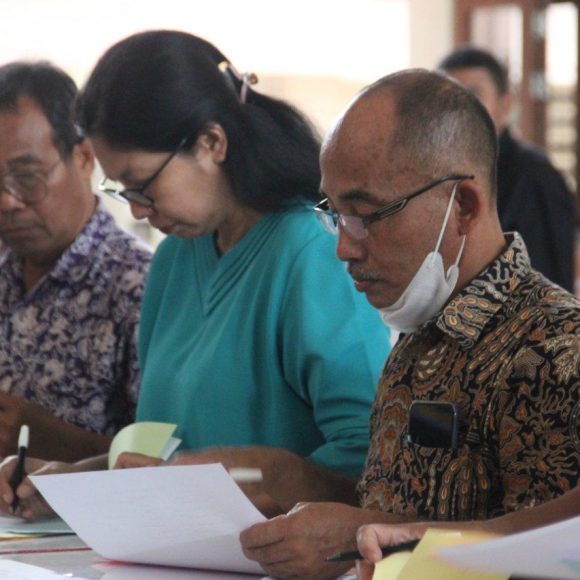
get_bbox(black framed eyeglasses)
[0,159,62,206]
[314,174,475,240]
[98,136,190,208]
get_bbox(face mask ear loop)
[453,234,467,269]
[430,182,459,263]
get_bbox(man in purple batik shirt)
[0,61,151,461]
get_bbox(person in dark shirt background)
[439,44,576,292]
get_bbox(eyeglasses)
[0,159,63,206]
[314,174,474,240]
[98,136,189,208]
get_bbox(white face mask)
[379,184,466,334]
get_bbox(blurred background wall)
[1,0,577,288]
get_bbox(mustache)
[347,264,380,282]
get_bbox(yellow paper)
[372,529,508,580]
[373,552,412,579]
[108,422,178,469]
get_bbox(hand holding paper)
[31,464,267,575]
[108,422,181,469]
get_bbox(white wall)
[2,0,459,243]
[408,0,455,69]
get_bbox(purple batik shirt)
[0,199,152,435]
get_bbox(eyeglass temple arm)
[365,174,475,225]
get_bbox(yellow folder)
[108,422,179,469]
[373,528,508,580]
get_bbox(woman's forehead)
[91,137,166,181]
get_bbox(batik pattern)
[358,234,580,520]
[0,199,151,434]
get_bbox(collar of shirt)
[48,197,116,285]
[434,233,532,350]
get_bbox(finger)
[240,516,287,550]
[19,492,53,521]
[356,558,374,580]
[15,475,40,501]
[0,456,17,507]
[357,523,423,563]
[356,525,386,563]
[14,463,54,503]
[241,535,295,566]
[114,453,162,469]
[372,522,424,545]
[0,456,48,509]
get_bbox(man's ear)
[194,123,228,163]
[454,179,485,236]
[72,138,95,179]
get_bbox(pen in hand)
[9,424,29,513]
[325,538,420,562]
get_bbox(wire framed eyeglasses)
[314,174,475,239]
[98,136,190,208]
[0,159,63,205]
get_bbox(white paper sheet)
[31,464,266,575]
[437,514,580,579]
[100,563,266,579]
[0,559,87,579]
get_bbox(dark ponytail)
[77,29,321,211]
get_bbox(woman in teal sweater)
[137,202,386,479]
[2,30,390,517]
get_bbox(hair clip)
[73,122,85,140]
[218,61,258,104]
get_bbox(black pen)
[325,539,419,562]
[9,424,29,512]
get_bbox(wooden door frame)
[454,0,549,147]
[455,0,580,195]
